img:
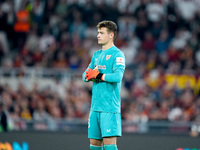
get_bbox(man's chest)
[94,52,114,72]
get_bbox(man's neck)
[102,42,114,50]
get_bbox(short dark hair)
[97,20,117,38]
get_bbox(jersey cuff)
[101,74,105,81]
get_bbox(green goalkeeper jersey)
[82,45,125,113]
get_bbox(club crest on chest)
[106,55,111,60]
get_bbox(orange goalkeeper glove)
[85,68,103,81]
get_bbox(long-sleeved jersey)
[82,45,125,113]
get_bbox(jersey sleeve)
[82,52,96,82]
[103,51,125,83]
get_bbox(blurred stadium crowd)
[1,0,200,131]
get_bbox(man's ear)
[109,32,114,39]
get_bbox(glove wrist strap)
[96,73,103,80]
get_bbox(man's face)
[97,27,113,45]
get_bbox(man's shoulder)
[112,46,125,57]
[110,46,122,54]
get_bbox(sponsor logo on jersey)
[116,57,125,65]
[97,65,106,69]
[106,55,111,60]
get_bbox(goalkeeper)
[82,20,125,150]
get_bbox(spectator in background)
[118,16,136,41]
[166,0,179,37]
[0,4,10,56]
[33,100,51,130]
[38,27,56,53]
[0,32,9,56]
[24,26,39,53]
[20,98,32,121]
[53,51,68,68]
[43,0,56,24]
[150,20,163,39]
[195,45,200,67]
[146,0,164,23]
[13,54,24,68]
[176,0,197,29]
[188,32,199,52]
[0,99,8,132]
[31,0,45,25]
[123,68,135,91]
[134,9,149,41]
[55,0,68,18]
[170,28,190,50]
[134,0,149,20]
[14,0,30,49]
[69,12,86,40]
[156,29,171,54]
[141,31,156,52]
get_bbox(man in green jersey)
[82,20,125,150]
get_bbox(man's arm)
[102,68,124,83]
[103,51,125,83]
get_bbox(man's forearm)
[103,68,124,83]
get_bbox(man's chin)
[98,41,105,44]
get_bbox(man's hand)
[85,68,99,80]
[85,68,103,81]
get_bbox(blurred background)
[0,0,200,149]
